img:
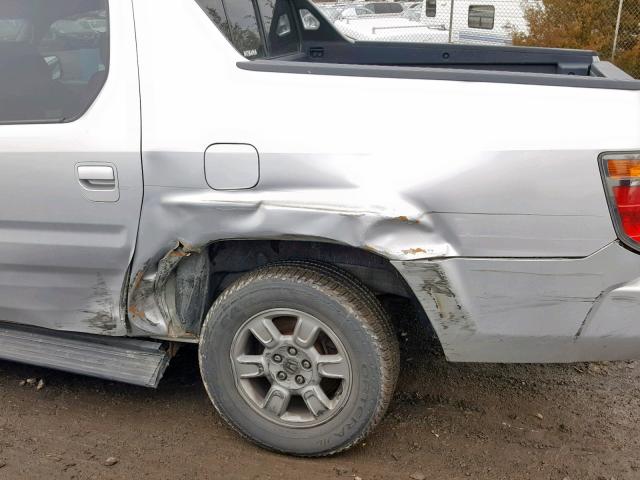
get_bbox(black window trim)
[254,0,299,59]
[0,1,111,127]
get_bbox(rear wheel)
[198,262,399,456]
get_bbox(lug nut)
[277,371,287,381]
[272,354,283,363]
[295,375,305,385]
[287,347,298,356]
[301,360,312,370]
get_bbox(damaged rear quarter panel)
[394,243,640,363]
[128,0,640,348]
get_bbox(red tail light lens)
[602,153,640,249]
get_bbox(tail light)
[601,152,640,250]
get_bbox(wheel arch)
[126,238,435,342]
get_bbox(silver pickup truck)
[2,0,640,456]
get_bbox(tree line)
[513,0,640,77]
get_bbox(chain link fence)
[312,0,640,77]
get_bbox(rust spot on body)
[396,216,420,224]
[132,269,144,290]
[402,247,428,255]
[128,305,147,321]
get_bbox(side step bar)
[0,323,171,388]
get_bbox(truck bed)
[294,41,630,78]
[265,0,637,85]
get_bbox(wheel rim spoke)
[249,316,282,348]
[231,308,352,426]
[302,385,332,417]
[317,354,349,379]
[235,354,266,379]
[292,314,320,349]
[262,386,291,417]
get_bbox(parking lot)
[1,322,639,480]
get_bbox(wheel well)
[171,239,429,338]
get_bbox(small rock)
[535,413,544,420]
[19,380,26,387]
[355,477,363,480]
[410,473,426,480]
[26,378,37,386]
[334,467,349,476]
[0,461,6,469]
[36,379,45,391]
[103,457,118,467]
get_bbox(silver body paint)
[0,1,141,336]
[2,0,640,363]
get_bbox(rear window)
[195,0,299,59]
[0,0,109,124]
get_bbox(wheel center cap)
[283,358,299,375]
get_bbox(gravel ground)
[0,320,639,480]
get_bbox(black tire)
[199,261,400,456]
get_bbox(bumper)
[393,242,640,363]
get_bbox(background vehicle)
[318,0,534,45]
[416,0,534,45]
[1,0,640,457]
[334,2,449,42]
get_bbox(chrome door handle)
[77,165,115,189]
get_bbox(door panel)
[0,1,141,335]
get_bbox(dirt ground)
[1,318,639,480]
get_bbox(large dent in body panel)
[126,188,452,337]
[157,188,452,260]
[126,182,617,339]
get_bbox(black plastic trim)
[590,61,635,81]
[237,59,640,90]
[299,41,596,75]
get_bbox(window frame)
[0,1,111,126]
[196,0,301,61]
[468,5,495,30]
[256,0,301,58]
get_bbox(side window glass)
[223,1,265,59]
[196,0,299,59]
[257,0,299,57]
[0,0,109,124]
[468,5,495,30]
[195,0,231,39]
